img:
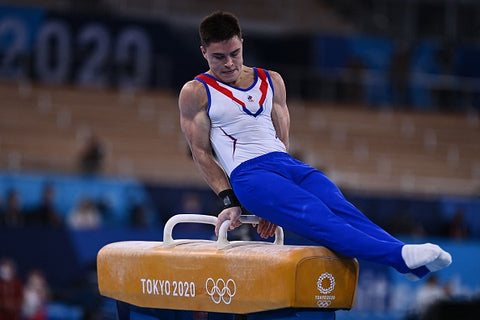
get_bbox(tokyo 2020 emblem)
[317,272,335,294]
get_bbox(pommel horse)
[97,214,359,319]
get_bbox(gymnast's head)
[199,11,243,48]
[199,11,244,84]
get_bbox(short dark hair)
[199,11,242,47]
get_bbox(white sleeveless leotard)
[195,67,286,176]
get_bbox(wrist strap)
[218,189,241,209]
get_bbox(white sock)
[426,250,452,272]
[401,243,452,271]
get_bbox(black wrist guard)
[218,189,241,209]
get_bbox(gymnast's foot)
[401,243,452,281]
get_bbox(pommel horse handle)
[163,214,284,249]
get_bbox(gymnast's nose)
[225,56,234,68]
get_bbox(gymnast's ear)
[200,46,207,59]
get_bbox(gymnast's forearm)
[191,148,232,196]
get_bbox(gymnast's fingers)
[215,207,242,236]
[257,218,277,239]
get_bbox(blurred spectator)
[21,269,49,320]
[128,193,156,228]
[434,41,458,111]
[78,135,105,175]
[129,203,149,228]
[387,209,425,237]
[28,184,63,228]
[0,258,23,320]
[342,56,366,104]
[390,41,412,107]
[448,208,469,239]
[67,198,102,230]
[171,191,212,236]
[414,275,451,320]
[95,194,114,225]
[177,192,203,214]
[0,190,25,228]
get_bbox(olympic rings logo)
[205,278,236,305]
[317,299,332,308]
[317,272,335,294]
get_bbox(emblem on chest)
[242,94,263,115]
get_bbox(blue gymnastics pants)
[230,152,412,274]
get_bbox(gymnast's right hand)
[215,206,242,237]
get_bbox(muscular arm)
[269,71,290,152]
[179,80,243,235]
[178,80,231,194]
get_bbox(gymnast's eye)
[212,54,225,60]
[230,49,241,58]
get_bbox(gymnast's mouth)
[222,69,236,75]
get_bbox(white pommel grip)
[163,214,217,248]
[162,214,284,249]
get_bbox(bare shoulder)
[179,80,207,104]
[265,70,285,85]
[265,69,287,101]
[178,79,208,114]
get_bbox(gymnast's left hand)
[256,218,277,239]
[215,206,242,237]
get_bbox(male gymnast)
[178,11,452,280]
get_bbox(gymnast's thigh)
[231,168,331,228]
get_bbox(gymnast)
[178,11,452,280]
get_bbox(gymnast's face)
[201,36,244,85]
